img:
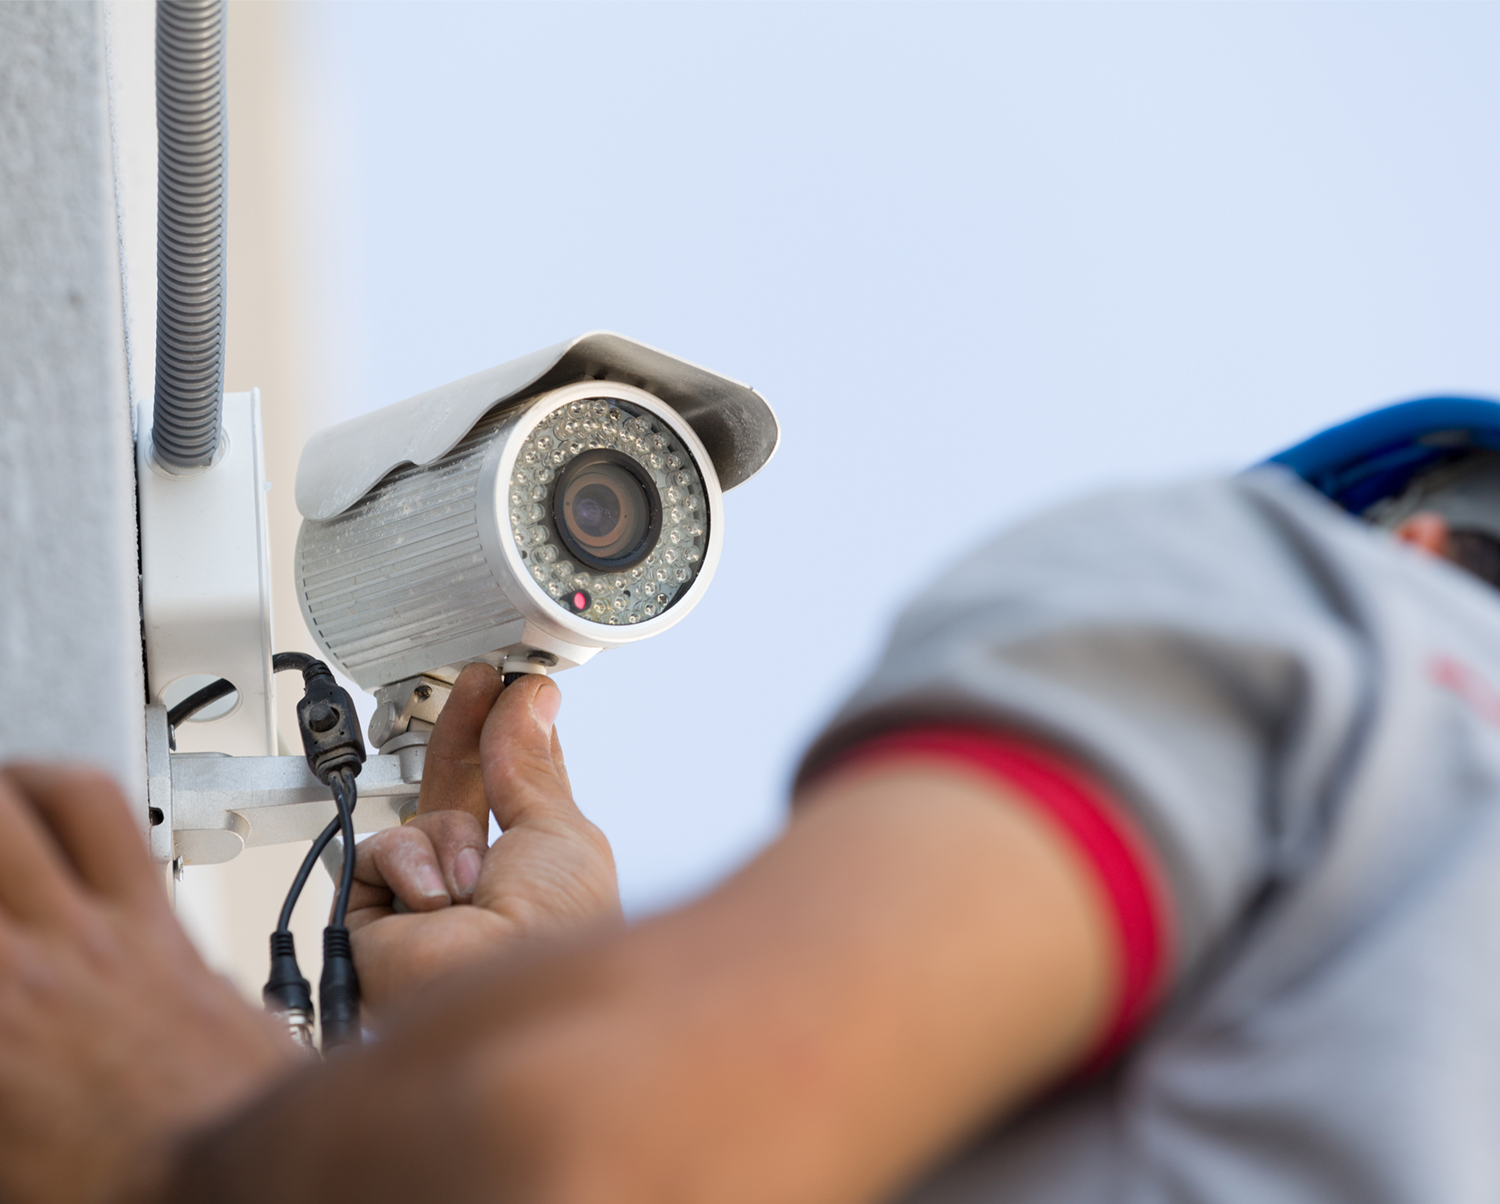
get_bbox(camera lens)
[552,450,661,570]
[510,396,709,626]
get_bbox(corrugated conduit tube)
[152,0,228,472]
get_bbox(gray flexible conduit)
[152,0,228,471]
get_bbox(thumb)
[480,674,573,831]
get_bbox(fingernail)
[416,862,447,899]
[532,682,561,733]
[455,847,482,897]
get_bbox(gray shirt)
[802,467,1500,1203]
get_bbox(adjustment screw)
[414,684,432,701]
[307,701,339,733]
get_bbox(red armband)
[822,727,1173,1069]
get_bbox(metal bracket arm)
[145,704,423,865]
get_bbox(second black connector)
[319,925,362,1051]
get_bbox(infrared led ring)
[507,395,710,627]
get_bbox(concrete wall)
[0,2,145,798]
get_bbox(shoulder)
[888,468,1380,660]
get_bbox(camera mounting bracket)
[144,703,420,869]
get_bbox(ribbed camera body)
[296,380,726,691]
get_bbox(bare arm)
[158,756,1116,1204]
[0,765,299,1204]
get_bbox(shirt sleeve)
[811,725,1171,1068]
[796,470,1376,999]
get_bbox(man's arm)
[0,673,626,1204]
[158,753,1117,1204]
[0,765,300,1204]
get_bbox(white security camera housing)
[293,333,777,714]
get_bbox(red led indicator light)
[570,590,591,612]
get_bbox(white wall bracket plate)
[138,391,277,758]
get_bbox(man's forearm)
[154,764,1113,1204]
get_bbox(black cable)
[275,769,360,934]
[166,677,237,729]
[319,767,362,1050]
[271,651,320,676]
[253,649,366,1050]
[258,653,344,1037]
[276,815,341,933]
[330,769,358,928]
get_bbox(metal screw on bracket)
[413,684,432,702]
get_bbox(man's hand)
[0,764,298,1204]
[347,666,622,1010]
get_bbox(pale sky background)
[291,1,1500,914]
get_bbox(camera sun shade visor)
[294,331,778,524]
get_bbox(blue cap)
[1266,396,1500,514]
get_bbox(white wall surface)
[0,2,144,799]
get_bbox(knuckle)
[354,828,393,866]
[377,827,430,867]
[413,809,478,841]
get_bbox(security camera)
[293,332,778,748]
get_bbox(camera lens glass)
[553,451,660,569]
[507,396,710,626]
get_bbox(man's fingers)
[352,828,449,912]
[402,811,488,900]
[344,881,393,934]
[350,820,486,914]
[1,765,160,909]
[416,663,504,824]
[480,675,581,831]
[0,769,90,927]
[345,878,393,923]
